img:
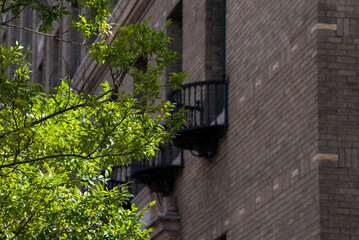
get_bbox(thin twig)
[2,23,87,45]
[0,152,134,169]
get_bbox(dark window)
[166,1,183,94]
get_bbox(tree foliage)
[0,0,186,238]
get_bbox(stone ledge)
[312,153,338,162]
[312,153,338,167]
[311,23,337,33]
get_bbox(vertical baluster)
[192,86,195,127]
[223,82,227,124]
[183,86,186,127]
[191,86,194,127]
[207,83,210,125]
[192,86,195,126]
[214,83,218,125]
[188,86,191,127]
[194,85,197,126]
[200,84,203,126]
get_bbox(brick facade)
[316,1,359,239]
[3,0,359,239]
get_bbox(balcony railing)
[168,80,228,158]
[130,145,183,195]
[107,165,131,190]
[106,165,145,207]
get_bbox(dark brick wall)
[172,0,321,239]
[221,0,320,239]
[317,1,359,239]
[205,0,223,81]
[136,0,324,238]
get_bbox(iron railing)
[106,145,183,196]
[130,145,183,194]
[106,165,145,197]
[131,146,183,172]
[167,80,228,158]
[168,80,228,129]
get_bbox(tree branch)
[0,102,86,139]
[0,89,113,139]
[2,23,87,45]
[89,107,133,156]
[2,4,27,25]
[1,2,23,15]
[0,152,134,170]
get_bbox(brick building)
[3,0,359,239]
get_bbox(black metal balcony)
[106,165,131,191]
[168,80,228,159]
[130,145,183,195]
[106,165,145,208]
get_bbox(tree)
[0,0,186,238]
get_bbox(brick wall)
[175,0,321,239]
[216,1,318,239]
[205,0,223,81]
[182,0,206,83]
[317,1,359,239]
[125,0,325,239]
